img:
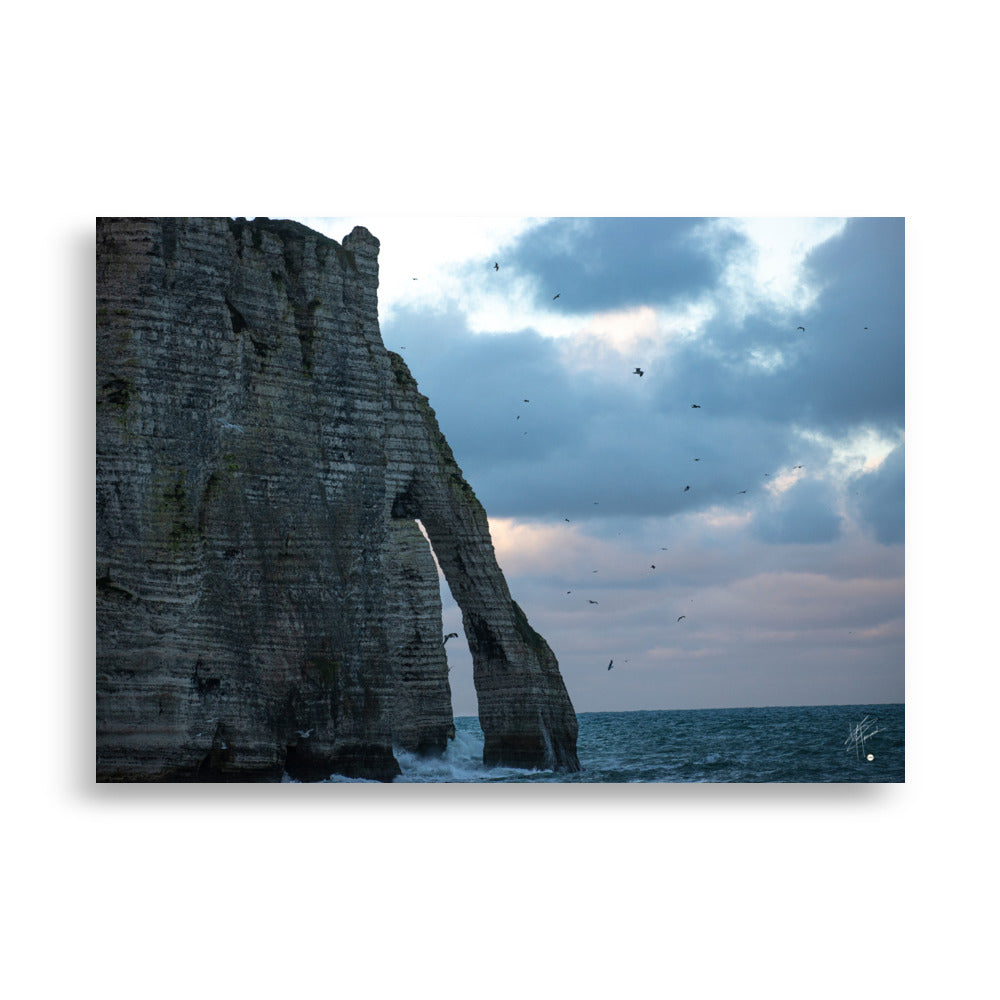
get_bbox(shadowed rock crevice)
[96,217,578,781]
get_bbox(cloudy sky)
[297,216,904,716]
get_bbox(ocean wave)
[393,725,557,782]
[394,726,497,782]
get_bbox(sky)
[298,216,904,716]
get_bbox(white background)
[4,3,995,996]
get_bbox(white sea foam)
[281,771,380,783]
[392,723,551,782]
[393,726,492,782]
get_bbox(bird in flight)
[690,403,701,408]
[494,262,499,271]
[797,326,805,332]
[443,632,459,644]
[633,367,644,377]
[683,485,690,492]
[677,615,686,622]
[607,659,614,671]
[737,489,747,494]
[588,599,600,605]
[553,293,561,300]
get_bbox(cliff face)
[96,217,580,781]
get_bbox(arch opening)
[385,516,457,757]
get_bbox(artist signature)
[844,715,881,761]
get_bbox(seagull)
[683,485,690,492]
[607,659,614,671]
[693,458,700,461]
[523,399,530,403]
[633,367,644,376]
[738,489,747,494]
[677,615,686,622]
[650,564,656,569]
[296,728,314,739]
[690,403,701,408]
[588,599,600,605]
[797,326,805,332]
[443,632,459,644]
[494,262,499,271]
[553,293,561,300]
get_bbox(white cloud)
[295,215,544,326]
[302,215,848,355]
[719,217,847,321]
[797,424,902,480]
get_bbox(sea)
[307,703,904,783]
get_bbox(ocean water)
[313,704,904,783]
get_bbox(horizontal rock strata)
[96,217,580,781]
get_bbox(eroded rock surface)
[385,518,455,756]
[96,217,579,781]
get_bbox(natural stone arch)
[383,352,580,772]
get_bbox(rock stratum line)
[96,217,580,781]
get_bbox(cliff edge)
[96,217,580,781]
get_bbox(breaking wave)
[393,719,554,782]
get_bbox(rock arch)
[383,352,580,772]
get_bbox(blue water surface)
[388,704,904,783]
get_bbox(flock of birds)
[429,260,857,675]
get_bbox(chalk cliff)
[96,217,580,781]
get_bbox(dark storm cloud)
[639,218,904,439]
[752,478,843,545]
[390,302,799,523]
[850,442,905,545]
[493,217,746,313]
[386,218,903,546]
[791,217,904,433]
[387,303,594,474]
